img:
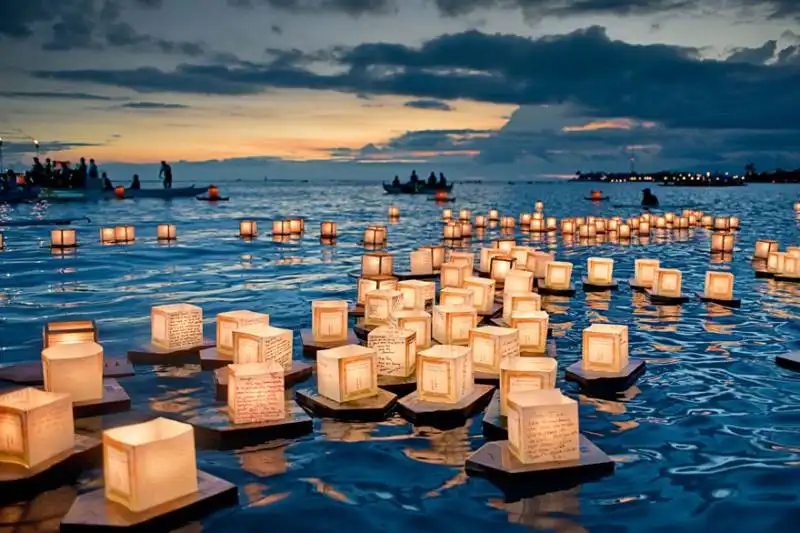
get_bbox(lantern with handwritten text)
[417,345,473,404]
[317,345,378,403]
[582,324,628,373]
[499,357,556,415]
[151,304,203,351]
[228,362,286,424]
[216,310,269,357]
[233,324,293,370]
[368,326,416,377]
[356,276,397,305]
[507,389,579,465]
[469,326,519,374]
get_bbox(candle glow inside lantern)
[490,255,516,283]
[419,245,445,270]
[587,257,614,285]
[440,287,475,307]
[499,357,556,415]
[151,303,203,351]
[442,222,462,240]
[500,216,515,229]
[43,320,97,349]
[356,276,398,305]
[440,262,470,288]
[469,326,519,374]
[0,387,74,469]
[157,224,176,241]
[503,292,541,322]
[507,389,579,465]
[317,344,378,403]
[312,300,348,343]
[767,251,786,273]
[364,225,387,245]
[546,217,557,231]
[783,255,800,277]
[228,361,285,424]
[654,216,666,229]
[582,324,628,372]
[433,305,477,345]
[398,280,428,310]
[595,219,607,233]
[239,220,257,238]
[410,250,434,275]
[397,310,432,349]
[442,208,453,221]
[480,248,505,273]
[561,219,576,234]
[362,252,393,277]
[519,213,532,226]
[103,417,198,513]
[458,209,471,221]
[474,215,487,228]
[463,276,496,313]
[417,345,474,404]
[364,289,403,327]
[233,324,293,369]
[494,238,516,254]
[710,232,735,253]
[578,224,596,238]
[637,221,650,234]
[530,219,545,232]
[320,221,338,238]
[530,251,555,278]
[50,228,77,248]
[618,224,631,238]
[288,218,304,234]
[652,268,683,297]
[510,310,549,353]
[388,206,400,218]
[510,247,531,268]
[114,225,135,243]
[607,219,618,232]
[704,271,735,300]
[713,217,730,231]
[634,259,659,287]
[42,341,104,403]
[0,232,3,250]
[100,227,116,244]
[504,269,534,294]
[216,310,270,356]
[753,240,778,260]
[368,326,416,377]
[272,220,291,235]
[489,209,499,221]
[460,221,472,239]
[543,261,573,290]
[448,251,475,270]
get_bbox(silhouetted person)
[102,172,114,191]
[642,188,659,207]
[409,170,419,185]
[58,162,70,188]
[130,174,141,190]
[438,172,447,186]
[392,175,400,186]
[73,157,87,188]
[159,161,172,189]
[88,158,99,180]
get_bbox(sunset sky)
[1,0,798,177]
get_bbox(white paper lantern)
[710,232,734,253]
[100,227,116,244]
[499,357,557,415]
[440,287,474,307]
[228,361,286,424]
[440,262,470,288]
[463,276,496,313]
[397,310,432,349]
[43,320,97,349]
[767,251,786,273]
[503,292,541,322]
[510,310,549,354]
[362,252,393,277]
[233,324,293,370]
[543,261,573,290]
[368,326,417,377]
[157,224,176,241]
[582,324,628,373]
[504,269,534,294]
[216,310,270,357]
[42,341,103,403]
[417,345,474,404]
[704,271,734,300]
[320,221,337,238]
[114,225,135,243]
[652,268,683,297]
[448,251,475,270]
[51,228,77,248]
[432,305,477,345]
[356,276,398,305]
[418,245,445,270]
[364,289,403,327]
[753,240,778,260]
[490,256,516,283]
[409,250,434,275]
[634,259,659,287]
[317,345,378,403]
[469,326,519,374]
[479,248,505,273]
[587,257,614,285]
[397,280,433,310]
[312,300,348,343]
[239,220,257,237]
[151,304,203,350]
[493,238,516,253]
[507,389,579,465]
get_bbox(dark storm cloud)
[119,101,190,109]
[404,99,454,111]
[0,90,122,101]
[2,139,100,157]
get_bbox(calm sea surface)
[1,181,800,532]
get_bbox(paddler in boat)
[159,161,173,189]
[130,174,141,190]
[392,175,400,186]
[438,172,447,186]
[427,171,437,186]
[102,172,114,191]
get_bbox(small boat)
[383,182,454,195]
[585,196,610,201]
[41,185,206,201]
[0,216,90,227]
[430,196,456,202]
[0,188,40,204]
[120,186,206,199]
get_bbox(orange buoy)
[435,191,448,200]
[591,190,603,200]
[208,184,220,200]
[114,185,125,199]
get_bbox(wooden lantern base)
[481,391,507,441]
[301,329,360,358]
[0,358,134,385]
[627,279,652,292]
[352,323,377,341]
[294,388,398,422]
[187,401,313,449]
[645,290,690,304]
[72,379,132,419]
[695,292,742,308]
[464,436,615,497]
[753,270,774,279]
[396,384,494,429]
[581,277,619,292]
[348,304,365,318]
[127,338,216,366]
[564,359,646,396]
[377,374,417,397]
[213,361,313,401]
[477,302,504,321]
[198,347,232,371]
[393,271,439,281]
[774,274,800,283]
[59,471,238,533]
[536,284,576,297]
[0,434,101,505]
[776,351,800,372]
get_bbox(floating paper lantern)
[448,251,475,270]
[397,310,432,349]
[458,209,471,221]
[216,310,269,356]
[100,227,116,244]
[312,300,348,343]
[607,219,619,232]
[368,326,416,377]
[532,213,544,221]
[519,213,532,226]
[42,341,103,403]
[595,219,607,233]
[783,255,800,277]
[677,217,689,229]
[490,255,516,282]
[561,219,576,234]
[795,202,800,212]
[364,225,387,245]
[151,304,203,351]
[534,201,544,212]
[272,220,291,235]
[459,221,473,238]
[652,268,683,297]
[634,259,659,287]
[545,217,557,231]
[469,326,519,374]
[239,220,258,238]
[432,305,477,345]
[529,251,554,279]
[788,247,800,258]
[504,269,534,294]
[587,257,614,285]
[710,232,735,253]
[530,219,545,232]
[157,224,176,241]
[356,276,398,305]
[503,292,541,322]
[114,225,135,243]
[0,232,3,250]
[582,324,628,372]
[442,222,462,240]
[728,216,740,230]
[419,245,445,270]
[228,362,285,424]
[618,224,631,239]
[474,215,487,228]
[233,324,293,369]
[578,224,596,238]
[320,221,338,238]
[440,287,474,307]
[637,221,651,234]
[510,310,549,353]
[103,418,198,513]
[507,389,579,464]
[479,248,505,273]
[713,217,730,231]
[654,217,667,229]
[409,250,434,274]
[488,209,499,221]
[417,345,474,403]
[43,320,97,349]
[398,280,429,310]
[704,271,734,300]
[440,262,470,288]
[753,240,778,260]
[51,228,77,248]
[500,216,515,229]
[499,357,556,415]
[317,344,378,403]
[492,239,515,254]
[0,387,74,468]
[441,209,453,222]
[700,215,712,227]
[510,246,530,267]
[543,261,573,290]
[362,252,393,277]
[288,218,304,233]
[388,206,400,218]
[767,251,786,274]
[463,276,496,313]
[364,289,403,327]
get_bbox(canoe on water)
[611,204,696,209]
[0,216,90,227]
[197,196,230,202]
[41,186,206,202]
[584,196,611,201]
[383,182,454,195]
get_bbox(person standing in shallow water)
[159,161,172,189]
[642,187,659,207]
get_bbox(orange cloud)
[563,118,658,132]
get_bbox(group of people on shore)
[391,170,448,188]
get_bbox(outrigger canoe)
[383,182,454,195]
[40,185,206,202]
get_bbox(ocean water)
[1,181,800,533]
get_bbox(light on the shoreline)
[228,361,285,424]
[157,224,176,241]
[317,344,378,403]
[239,220,257,238]
[42,341,104,403]
[583,324,628,373]
[51,228,77,248]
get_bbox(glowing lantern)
[479,248,505,273]
[474,215,487,228]
[388,206,400,218]
[320,221,337,238]
[103,418,198,513]
[767,251,786,274]
[728,216,740,230]
[442,209,453,221]
[652,268,683,297]
[317,344,378,403]
[510,310,549,353]
[397,310,432,349]
[578,224,596,238]
[51,228,77,248]
[704,271,734,300]
[42,341,103,403]
[490,255,516,282]
[529,251,554,279]
[0,388,74,469]
[595,219,607,233]
[618,224,631,238]
[503,292,541,322]
[530,219,545,232]
[676,217,689,229]
[362,252,393,277]
[543,261,573,290]
[442,222,462,240]
[288,218,304,233]
[545,217,557,231]
[788,247,800,258]
[448,251,475,270]
[239,220,257,238]
[113,225,134,243]
[500,216,515,229]
[713,217,730,231]
[0,233,3,250]
[440,262,470,288]
[459,221,472,239]
[488,209,499,221]
[634,259,659,287]
[311,300,348,343]
[532,213,544,221]
[784,255,800,277]
[637,221,650,234]
[364,289,403,327]
[397,280,433,310]
[151,304,203,351]
[417,345,473,403]
[272,220,291,235]
[494,238,516,253]
[419,245,445,270]
[587,257,614,285]
[710,232,735,253]
[409,250,434,274]
[753,240,778,260]
[432,305,477,345]
[440,287,474,307]
[507,389,579,464]
[100,227,116,244]
[504,269,534,294]
[458,209,471,221]
[215,311,269,357]
[207,185,220,200]
[607,219,619,232]
[368,326,416,377]
[469,326,519,374]
[561,219,576,234]
[582,324,628,372]
[499,357,556,415]
[700,215,713,227]
[519,213,532,226]
[228,362,285,424]
[463,276,496,313]
[510,247,531,268]
[233,324,293,370]
[364,225,387,245]
[654,217,666,229]
[43,320,97,349]
[534,201,544,212]
[356,276,397,305]
[157,224,176,241]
